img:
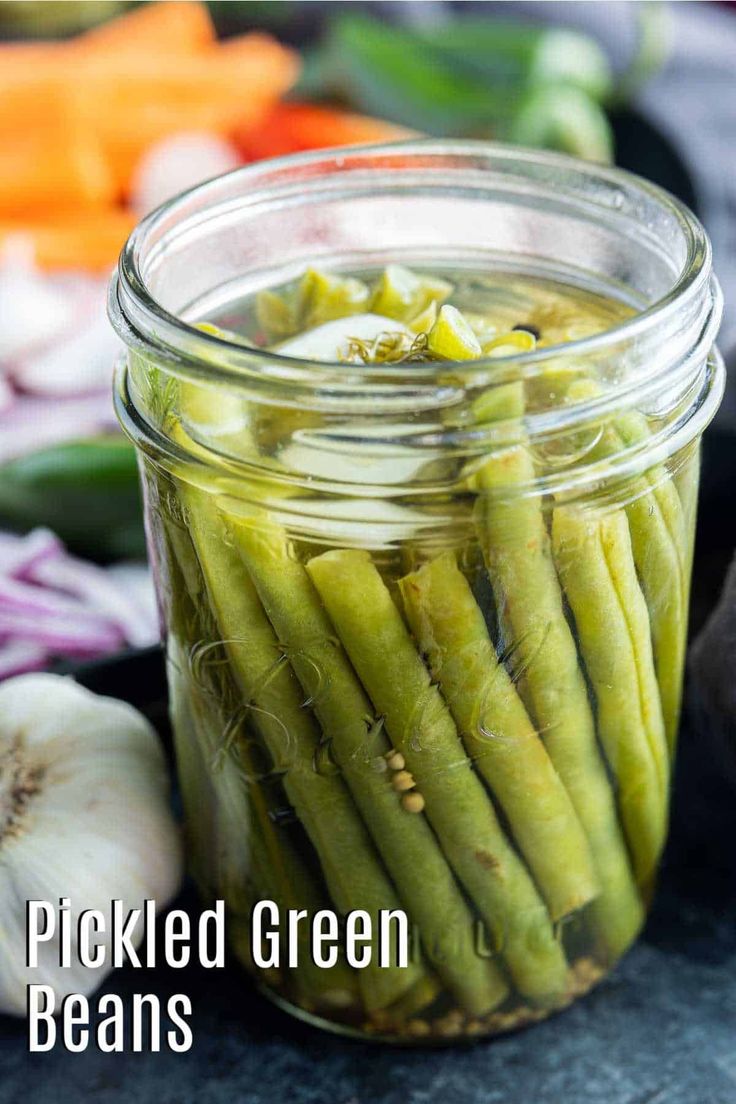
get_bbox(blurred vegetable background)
[0,0,725,677]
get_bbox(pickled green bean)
[223,505,508,1016]
[307,547,570,1005]
[673,442,700,608]
[609,456,686,756]
[564,380,690,753]
[167,641,222,902]
[551,506,669,885]
[183,484,423,1013]
[160,496,361,1013]
[614,410,689,576]
[399,549,598,921]
[615,412,693,752]
[183,647,360,1012]
[474,444,644,960]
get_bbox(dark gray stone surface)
[1,697,734,1104]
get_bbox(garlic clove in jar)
[0,673,183,1016]
[277,313,412,363]
[275,315,441,499]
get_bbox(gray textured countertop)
[2,693,735,1104]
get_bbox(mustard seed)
[391,770,416,792]
[402,791,425,813]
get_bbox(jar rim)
[111,139,714,395]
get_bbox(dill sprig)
[342,330,438,365]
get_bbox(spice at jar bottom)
[111,142,724,1043]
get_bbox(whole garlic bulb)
[0,673,183,1016]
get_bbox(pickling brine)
[111,142,723,1043]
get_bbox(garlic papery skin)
[0,673,183,1016]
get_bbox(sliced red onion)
[0,241,77,363]
[0,250,120,460]
[0,527,63,579]
[0,525,159,676]
[0,393,117,464]
[105,563,160,645]
[0,374,14,415]
[0,638,48,680]
[0,571,105,620]
[30,555,158,648]
[0,607,123,654]
[47,271,102,318]
[11,311,122,397]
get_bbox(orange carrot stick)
[0,208,136,272]
[0,1,215,70]
[74,0,216,56]
[0,83,115,213]
[0,30,299,197]
[236,102,413,161]
[0,132,115,215]
[72,34,300,192]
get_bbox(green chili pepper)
[0,436,144,558]
[309,13,615,161]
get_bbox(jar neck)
[109,141,724,496]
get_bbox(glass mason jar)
[110,141,723,1044]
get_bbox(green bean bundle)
[142,262,698,1041]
